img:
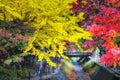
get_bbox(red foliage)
[64,40,71,50]
[70,0,103,26]
[82,40,95,47]
[88,6,120,49]
[100,48,120,67]
[94,6,120,26]
[0,28,11,37]
[14,34,28,42]
[87,24,107,38]
[104,0,120,7]
[88,6,120,67]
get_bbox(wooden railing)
[64,51,92,57]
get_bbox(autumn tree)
[0,0,91,67]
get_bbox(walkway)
[24,62,90,80]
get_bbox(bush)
[0,66,29,80]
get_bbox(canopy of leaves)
[0,0,91,67]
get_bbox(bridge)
[64,51,92,57]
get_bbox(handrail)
[64,51,92,57]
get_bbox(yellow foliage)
[0,0,92,67]
[0,0,27,21]
[24,0,91,67]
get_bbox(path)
[24,62,90,80]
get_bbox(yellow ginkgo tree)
[0,0,29,21]
[0,0,91,67]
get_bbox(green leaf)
[4,59,12,65]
